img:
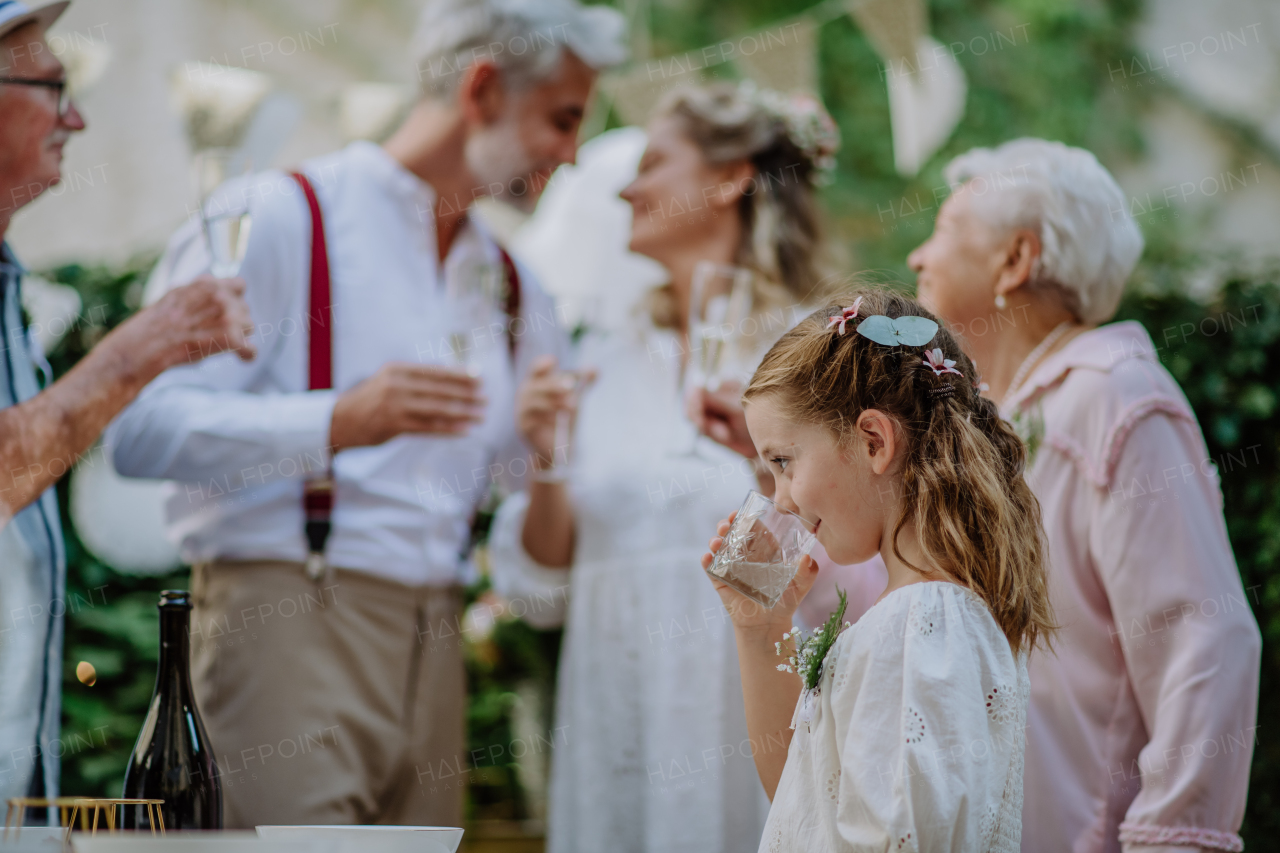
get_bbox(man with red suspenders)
[107,0,626,828]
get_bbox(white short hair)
[412,0,628,99]
[943,138,1143,325]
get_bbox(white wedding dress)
[489,314,774,852]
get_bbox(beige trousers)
[189,560,466,828]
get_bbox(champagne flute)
[533,292,602,482]
[193,148,253,278]
[535,368,589,483]
[445,258,505,377]
[674,261,754,457]
[414,259,506,520]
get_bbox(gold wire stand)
[3,796,165,846]
[4,797,82,840]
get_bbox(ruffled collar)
[1001,321,1157,417]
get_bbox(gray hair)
[412,0,628,99]
[943,138,1144,325]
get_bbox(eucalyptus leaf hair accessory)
[855,314,939,347]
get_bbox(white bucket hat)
[0,1,69,44]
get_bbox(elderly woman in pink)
[907,138,1261,853]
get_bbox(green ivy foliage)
[462,575,562,822]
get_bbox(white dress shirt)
[106,141,565,586]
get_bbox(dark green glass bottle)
[122,590,222,829]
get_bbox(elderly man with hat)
[0,0,254,808]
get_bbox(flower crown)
[828,298,981,395]
[741,81,840,186]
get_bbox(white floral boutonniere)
[777,589,849,731]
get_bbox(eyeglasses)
[0,77,72,117]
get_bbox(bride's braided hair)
[744,289,1055,655]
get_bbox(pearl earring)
[994,294,1007,309]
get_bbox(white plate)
[72,831,330,852]
[0,825,65,850]
[255,826,464,853]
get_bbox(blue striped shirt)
[0,242,66,804]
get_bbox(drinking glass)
[533,293,602,482]
[675,261,754,456]
[445,258,505,377]
[535,369,589,483]
[193,148,253,278]
[705,490,816,609]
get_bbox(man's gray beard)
[464,117,537,201]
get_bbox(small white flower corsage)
[776,589,849,732]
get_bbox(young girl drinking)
[702,290,1054,852]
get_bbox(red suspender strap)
[498,247,521,361]
[293,172,333,389]
[289,171,335,580]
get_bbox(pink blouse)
[794,544,887,633]
[1003,322,1260,852]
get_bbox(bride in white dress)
[489,83,840,852]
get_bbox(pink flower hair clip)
[923,347,963,377]
[968,358,991,393]
[826,297,863,336]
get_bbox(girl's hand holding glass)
[702,506,820,633]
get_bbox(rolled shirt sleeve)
[1090,412,1260,852]
[108,383,337,484]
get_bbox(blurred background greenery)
[37,0,1276,845]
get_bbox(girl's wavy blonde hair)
[744,289,1055,656]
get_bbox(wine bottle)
[122,590,223,829]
